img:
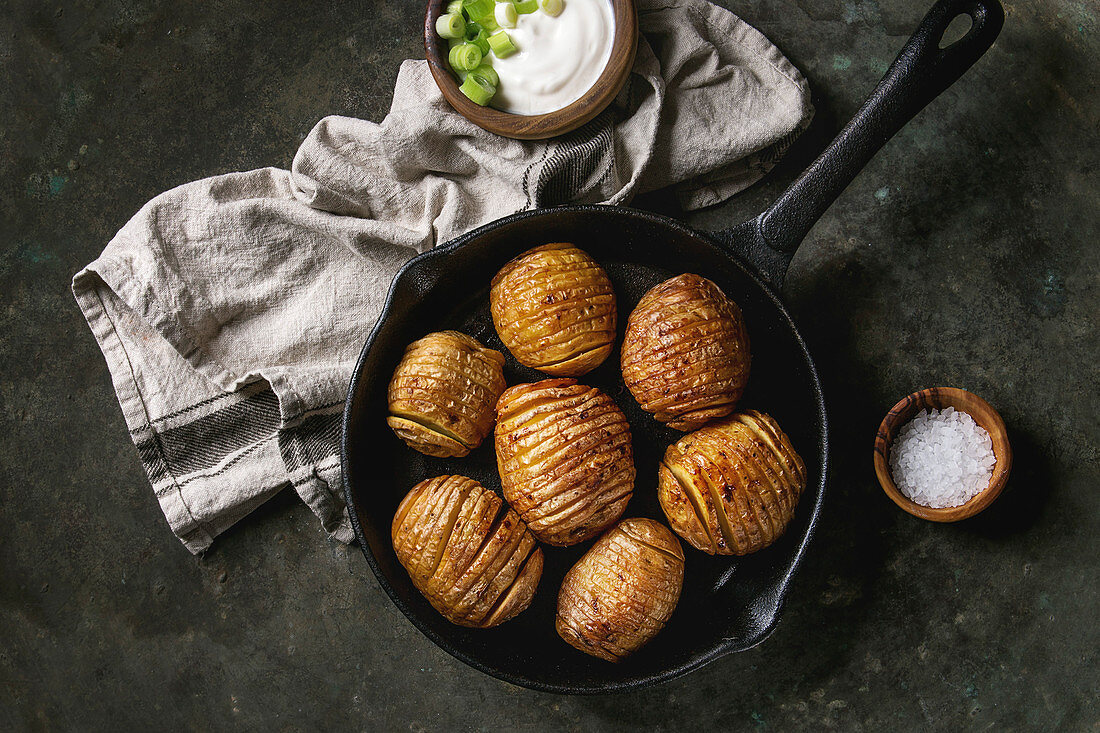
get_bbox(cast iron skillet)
[342,0,1003,694]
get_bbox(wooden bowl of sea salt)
[874,387,1012,522]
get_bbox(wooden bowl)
[424,0,639,139]
[873,387,1012,522]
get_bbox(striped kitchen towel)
[72,0,813,554]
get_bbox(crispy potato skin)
[495,379,634,546]
[556,518,685,662]
[391,475,544,628]
[658,410,806,555]
[621,273,750,431]
[387,331,507,458]
[490,243,616,377]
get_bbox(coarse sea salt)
[889,407,996,509]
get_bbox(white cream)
[494,2,518,28]
[489,0,615,116]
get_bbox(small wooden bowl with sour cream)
[424,0,638,139]
[874,387,1012,522]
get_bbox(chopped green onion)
[461,0,499,32]
[470,63,499,87]
[448,36,464,48]
[470,28,491,55]
[464,20,481,39]
[462,0,495,21]
[494,1,518,28]
[538,0,563,16]
[487,30,518,57]
[514,0,538,12]
[448,42,484,72]
[446,0,465,14]
[459,74,496,106]
[435,12,467,39]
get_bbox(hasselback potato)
[490,243,616,377]
[556,518,685,662]
[387,330,507,457]
[621,273,750,431]
[658,410,806,555]
[391,475,544,628]
[495,379,634,546]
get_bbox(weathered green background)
[2,0,1096,729]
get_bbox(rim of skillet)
[340,204,829,694]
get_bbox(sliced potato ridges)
[665,461,715,546]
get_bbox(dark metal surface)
[341,0,1001,693]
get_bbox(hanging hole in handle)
[939,13,975,49]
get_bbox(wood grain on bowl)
[874,387,1012,522]
[424,0,638,139]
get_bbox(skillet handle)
[759,0,1004,255]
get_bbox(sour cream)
[489,0,615,116]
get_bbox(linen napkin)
[73,0,812,554]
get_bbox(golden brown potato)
[556,518,685,662]
[490,243,616,376]
[391,475,544,628]
[658,410,806,555]
[495,379,634,546]
[387,330,507,458]
[621,273,750,431]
